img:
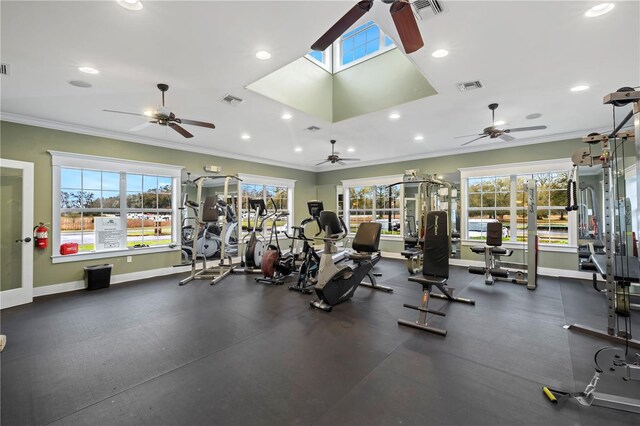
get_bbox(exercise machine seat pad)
[470,246,486,254]
[352,222,381,254]
[422,211,449,280]
[490,247,509,255]
[319,211,344,237]
[486,221,503,247]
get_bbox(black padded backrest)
[319,211,343,237]
[422,211,449,279]
[486,222,503,247]
[352,222,381,253]
[202,195,219,222]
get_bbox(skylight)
[305,21,396,74]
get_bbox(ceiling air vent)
[220,94,244,107]
[457,80,483,92]
[0,63,9,76]
[305,125,321,132]
[413,0,443,18]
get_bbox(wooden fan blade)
[390,1,424,54]
[339,158,361,161]
[504,125,547,133]
[461,135,488,146]
[311,0,373,51]
[129,122,154,132]
[315,160,330,166]
[169,122,194,138]
[499,133,516,142]
[178,118,216,129]
[455,133,484,139]
[103,109,147,117]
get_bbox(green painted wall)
[317,137,583,269]
[332,49,437,122]
[246,58,333,122]
[0,121,317,287]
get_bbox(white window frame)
[341,174,404,240]
[333,21,396,73]
[237,173,296,235]
[50,151,183,264]
[460,158,577,253]
[305,46,332,73]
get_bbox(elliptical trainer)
[241,198,269,270]
[257,200,297,285]
[288,200,324,293]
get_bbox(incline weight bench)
[398,211,475,336]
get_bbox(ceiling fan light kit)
[458,103,548,146]
[103,83,215,139]
[316,139,361,166]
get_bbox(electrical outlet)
[126,256,132,263]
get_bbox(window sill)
[461,240,577,254]
[51,245,180,264]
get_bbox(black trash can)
[84,264,113,291]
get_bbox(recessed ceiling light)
[414,135,424,141]
[347,147,355,153]
[571,85,590,92]
[585,3,614,17]
[432,49,449,58]
[389,113,401,120]
[78,66,99,74]
[241,134,251,140]
[494,120,506,126]
[281,113,292,120]
[117,0,143,11]
[294,147,303,152]
[256,51,272,60]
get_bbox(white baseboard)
[33,265,191,298]
[382,252,600,282]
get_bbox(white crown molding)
[0,113,314,173]
[1,112,613,176]
[313,126,613,173]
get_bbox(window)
[342,175,403,237]
[305,21,395,74]
[51,151,182,263]
[460,160,575,248]
[238,174,296,238]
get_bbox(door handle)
[16,237,32,243]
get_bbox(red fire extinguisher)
[34,222,48,249]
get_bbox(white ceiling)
[1,1,639,172]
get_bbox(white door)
[1,159,34,309]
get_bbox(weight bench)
[398,211,475,336]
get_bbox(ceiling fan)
[103,83,215,138]
[316,140,361,166]
[311,0,424,54]
[457,103,548,146]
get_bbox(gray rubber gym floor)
[2,259,639,426]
